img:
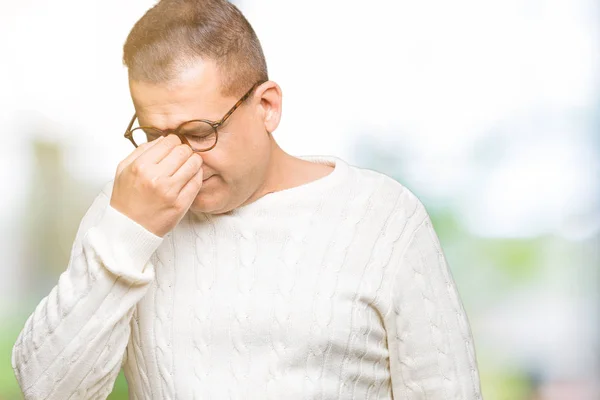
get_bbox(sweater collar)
[226,155,350,217]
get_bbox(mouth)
[203,175,214,182]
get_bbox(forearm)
[12,195,162,399]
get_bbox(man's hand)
[110,134,204,237]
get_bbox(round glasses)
[124,80,266,153]
[129,120,218,152]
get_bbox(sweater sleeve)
[384,204,483,399]
[11,186,164,400]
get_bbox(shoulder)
[347,162,428,223]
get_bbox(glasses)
[124,80,265,152]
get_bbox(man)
[12,0,483,398]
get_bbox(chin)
[189,196,217,215]
[189,188,229,215]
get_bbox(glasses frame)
[124,80,265,152]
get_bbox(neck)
[240,139,294,206]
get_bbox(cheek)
[221,128,261,160]
[205,125,269,177]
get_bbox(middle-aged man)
[12,0,483,398]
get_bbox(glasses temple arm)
[216,81,265,126]
[125,113,137,135]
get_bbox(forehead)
[129,60,229,127]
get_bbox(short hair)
[123,0,268,97]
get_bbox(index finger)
[117,135,166,175]
[135,134,184,165]
[119,134,184,173]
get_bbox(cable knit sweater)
[12,155,482,399]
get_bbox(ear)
[254,81,282,134]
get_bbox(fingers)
[177,164,204,205]
[135,134,183,166]
[171,153,203,190]
[158,144,194,177]
[117,135,167,175]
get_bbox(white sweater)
[12,155,482,400]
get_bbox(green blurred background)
[1,0,598,399]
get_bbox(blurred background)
[1,0,598,399]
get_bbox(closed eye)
[184,131,213,138]
[178,120,215,137]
